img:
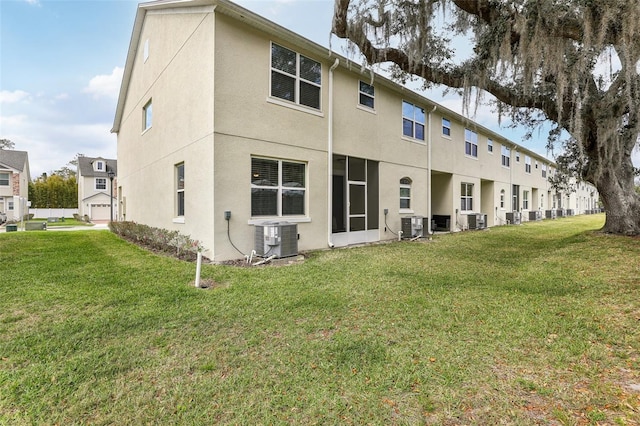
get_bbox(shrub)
[109,221,204,261]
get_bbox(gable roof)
[0,149,29,173]
[77,156,118,178]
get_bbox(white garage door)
[91,204,111,220]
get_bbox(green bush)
[109,221,204,261]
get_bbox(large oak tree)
[333,0,640,235]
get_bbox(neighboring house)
[77,156,117,221]
[0,149,31,222]
[112,0,599,261]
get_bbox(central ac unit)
[254,222,298,258]
[467,213,486,230]
[545,209,557,219]
[506,211,521,225]
[529,210,542,221]
[401,216,424,238]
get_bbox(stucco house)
[112,0,598,261]
[77,156,117,221]
[0,149,31,222]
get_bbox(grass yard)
[1,214,639,425]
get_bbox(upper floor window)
[515,152,520,162]
[464,129,478,157]
[402,101,425,141]
[442,118,451,137]
[143,99,152,131]
[542,164,547,178]
[487,139,493,153]
[461,183,473,211]
[0,172,9,186]
[359,81,374,109]
[95,178,107,191]
[95,161,104,172]
[143,39,149,62]
[525,155,531,173]
[271,43,321,110]
[176,163,185,217]
[501,145,510,167]
[251,157,306,217]
[400,177,412,209]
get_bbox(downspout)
[327,58,340,248]
[427,105,437,236]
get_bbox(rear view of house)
[77,156,117,221]
[0,149,31,222]
[112,0,598,261]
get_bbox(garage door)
[91,204,111,220]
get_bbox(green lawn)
[1,214,639,425]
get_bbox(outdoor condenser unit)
[506,211,522,225]
[529,210,542,221]
[467,213,486,230]
[401,216,424,238]
[254,222,298,258]
[545,209,557,219]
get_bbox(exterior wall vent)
[254,222,298,258]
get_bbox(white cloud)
[0,90,30,104]
[55,93,70,101]
[23,0,40,5]
[83,67,124,99]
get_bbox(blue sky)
[2,0,634,178]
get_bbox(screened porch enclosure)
[331,155,379,247]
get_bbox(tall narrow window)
[487,139,493,153]
[400,177,412,209]
[402,101,425,140]
[176,163,185,217]
[525,155,532,173]
[461,183,473,211]
[442,118,451,136]
[501,145,510,167]
[96,161,104,171]
[464,129,478,157]
[500,189,505,209]
[542,164,547,178]
[541,194,544,208]
[143,99,152,131]
[251,157,306,216]
[523,190,529,209]
[271,43,321,110]
[359,81,374,109]
[512,185,520,211]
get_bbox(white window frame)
[464,129,478,158]
[95,161,104,172]
[8,201,14,210]
[523,190,529,209]
[501,145,511,168]
[442,118,451,137]
[358,81,375,110]
[542,164,547,178]
[516,152,520,163]
[400,177,412,211]
[500,189,505,209]
[251,157,307,218]
[461,183,473,212]
[175,163,185,220]
[402,101,425,141]
[143,99,152,132]
[525,155,532,173]
[0,172,9,186]
[487,139,493,153]
[95,178,107,191]
[270,42,322,111]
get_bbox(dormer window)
[95,161,104,172]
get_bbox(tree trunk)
[586,136,640,235]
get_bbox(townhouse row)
[112,0,599,261]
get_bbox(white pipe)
[427,105,437,236]
[195,252,202,288]
[327,58,340,249]
[253,255,276,266]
